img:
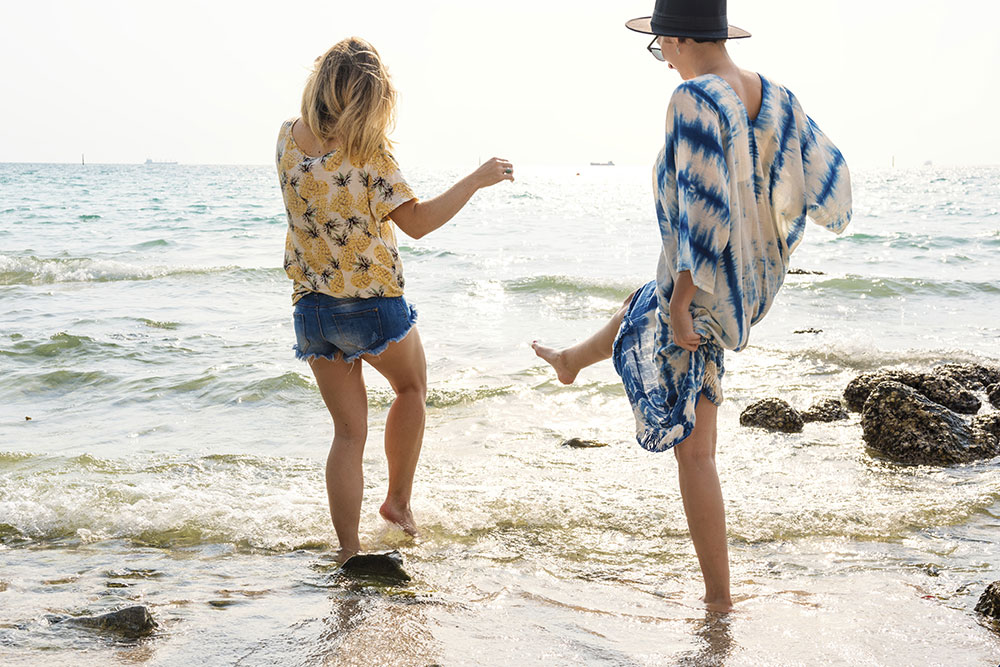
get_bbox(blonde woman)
[276,37,513,562]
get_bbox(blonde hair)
[301,37,396,165]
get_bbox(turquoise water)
[1,162,999,664]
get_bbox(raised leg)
[308,355,369,562]
[532,291,635,384]
[362,327,428,537]
[673,394,730,612]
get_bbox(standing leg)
[309,356,369,562]
[673,394,731,612]
[362,327,428,536]
[532,290,636,384]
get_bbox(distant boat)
[144,158,178,165]
[590,161,615,166]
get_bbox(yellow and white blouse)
[276,119,416,303]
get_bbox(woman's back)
[276,119,415,303]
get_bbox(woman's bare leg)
[309,356,369,562]
[532,291,635,384]
[362,327,427,536]
[674,395,731,612]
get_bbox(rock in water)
[340,550,411,583]
[561,438,608,448]
[739,399,804,433]
[860,381,1000,465]
[60,605,157,639]
[988,384,1000,410]
[976,582,1000,619]
[973,412,1000,441]
[933,363,1000,392]
[801,398,850,423]
[844,370,980,414]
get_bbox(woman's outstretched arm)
[389,157,513,239]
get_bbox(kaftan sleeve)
[657,85,731,295]
[793,95,853,234]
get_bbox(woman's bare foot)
[702,595,734,613]
[379,501,418,537]
[531,341,578,385]
[335,547,359,565]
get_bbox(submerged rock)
[860,381,1000,465]
[801,398,850,423]
[933,363,1000,392]
[58,605,157,639]
[340,550,411,583]
[561,438,608,448]
[844,370,980,414]
[975,581,1000,620]
[739,398,803,433]
[988,384,1000,410]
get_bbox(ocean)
[1,161,999,665]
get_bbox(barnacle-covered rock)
[844,370,980,414]
[801,398,850,423]
[975,581,1000,620]
[861,381,999,465]
[933,363,1000,392]
[988,384,1000,410]
[739,398,804,433]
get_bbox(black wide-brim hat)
[627,0,750,40]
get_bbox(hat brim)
[625,16,751,39]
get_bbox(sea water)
[1,162,998,665]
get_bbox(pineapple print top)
[276,119,417,304]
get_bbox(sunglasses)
[647,37,665,62]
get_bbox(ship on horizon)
[589,160,615,166]
[144,158,178,165]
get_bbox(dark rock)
[975,581,1000,619]
[59,605,157,639]
[339,550,411,583]
[561,438,608,448]
[988,384,1000,410]
[972,412,1000,441]
[934,363,1000,392]
[801,398,850,423]
[860,381,1000,465]
[793,328,823,334]
[739,398,804,433]
[844,370,980,414]
[787,268,825,275]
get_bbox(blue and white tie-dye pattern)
[614,74,852,453]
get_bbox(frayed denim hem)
[339,303,418,363]
[292,345,342,363]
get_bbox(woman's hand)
[669,300,702,352]
[668,270,701,352]
[472,157,514,188]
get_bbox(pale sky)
[1,0,998,168]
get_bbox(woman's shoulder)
[669,76,729,113]
[364,145,405,176]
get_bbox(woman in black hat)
[534,0,852,612]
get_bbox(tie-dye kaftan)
[613,74,853,452]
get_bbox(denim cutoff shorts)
[292,292,418,363]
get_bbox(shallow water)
[1,162,999,665]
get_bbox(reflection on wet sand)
[674,612,735,666]
[314,590,441,667]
